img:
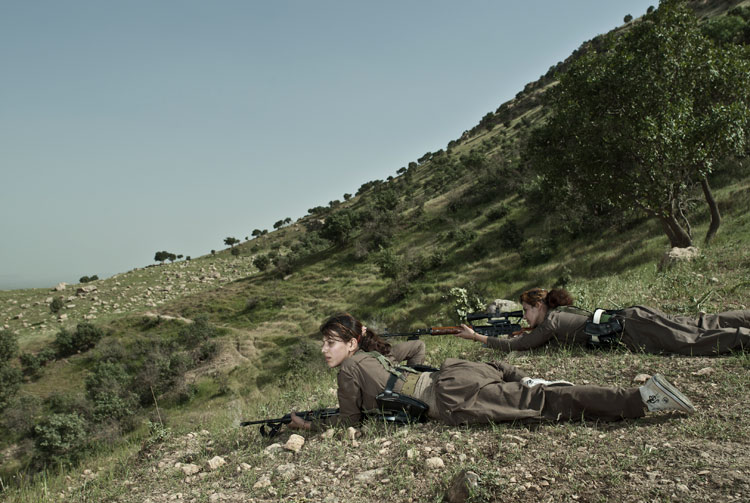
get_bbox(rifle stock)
[241,407,339,437]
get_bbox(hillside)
[2,1,750,501]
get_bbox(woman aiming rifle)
[453,288,750,355]
[288,313,694,431]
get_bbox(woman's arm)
[454,318,560,351]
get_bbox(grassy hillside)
[2,1,750,501]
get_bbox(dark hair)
[519,288,573,309]
[319,313,391,355]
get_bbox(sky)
[0,0,657,290]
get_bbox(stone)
[445,470,480,503]
[264,443,284,455]
[425,457,445,469]
[633,373,651,384]
[347,427,360,441]
[487,299,520,314]
[253,474,271,489]
[692,367,714,376]
[206,456,226,471]
[240,462,251,471]
[275,463,296,480]
[659,247,700,270]
[180,464,200,476]
[355,468,385,484]
[53,283,67,291]
[284,434,305,453]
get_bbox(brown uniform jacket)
[485,306,750,356]
[485,308,589,351]
[321,351,644,428]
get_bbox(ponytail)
[519,288,573,309]
[320,313,392,356]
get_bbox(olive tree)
[525,0,750,247]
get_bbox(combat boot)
[639,374,695,413]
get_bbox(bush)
[499,221,524,250]
[178,316,218,348]
[1,395,43,436]
[85,361,138,422]
[0,330,21,411]
[254,254,271,271]
[33,412,88,464]
[49,297,64,314]
[54,323,104,357]
[79,275,98,283]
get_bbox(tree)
[154,251,171,263]
[224,237,239,248]
[525,0,750,247]
[252,229,262,238]
[231,247,240,256]
[253,254,270,271]
[624,14,633,23]
[284,217,292,225]
[0,330,22,411]
[320,210,355,246]
[273,220,284,229]
[343,193,352,201]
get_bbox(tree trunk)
[701,175,721,244]
[658,214,693,248]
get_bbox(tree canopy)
[525,0,750,247]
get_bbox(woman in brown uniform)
[455,288,750,356]
[288,313,694,431]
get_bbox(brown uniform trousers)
[322,351,644,428]
[486,307,750,356]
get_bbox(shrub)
[49,297,64,314]
[254,254,270,271]
[54,323,104,357]
[499,221,524,250]
[179,316,218,348]
[1,395,43,436]
[0,330,21,411]
[33,412,89,464]
[85,361,138,422]
[230,247,240,256]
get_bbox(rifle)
[240,408,339,437]
[382,310,524,340]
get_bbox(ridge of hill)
[2,1,750,501]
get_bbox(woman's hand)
[288,411,312,430]
[453,324,478,341]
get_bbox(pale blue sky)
[0,0,656,290]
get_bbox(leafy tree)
[252,229,262,237]
[154,251,172,263]
[54,323,104,357]
[343,193,352,201]
[0,330,22,411]
[231,247,240,256]
[284,217,292,225]
[253,254,270,271]
[624,14,633,23]
[49,297,64,314]
[525,0,750,247]
[320,210,355,246]
[85,361,138,421]
[33,412,88,464]
[273,220,284,229]
[224,237,239,248]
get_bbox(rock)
[676,483,689,493]
[347,427,360,442]
[659,247,700,270]
[321,428,336,439]
[180,464,200,476]
[487,299,520,314]
[284,434,305,453]
[53,283,67,291]
[407,448,419,459]
[425,457,445,469]
[445,470,480,503]
[275,463,296,480]
[355,468,385,484]
[264,443,284,455]
[253,474,271,489]
[240,462,251,471]
[692,367,714,376]
[58,314,68,321]
[206,456,226,471]
[633,374,651,384]
[76,286,97,295]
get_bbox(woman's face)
[522,301,547,328]
[321,332,358,368]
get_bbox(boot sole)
[651,374,696,413]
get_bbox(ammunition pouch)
[584,309,624,349]
[367,352,430,424]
